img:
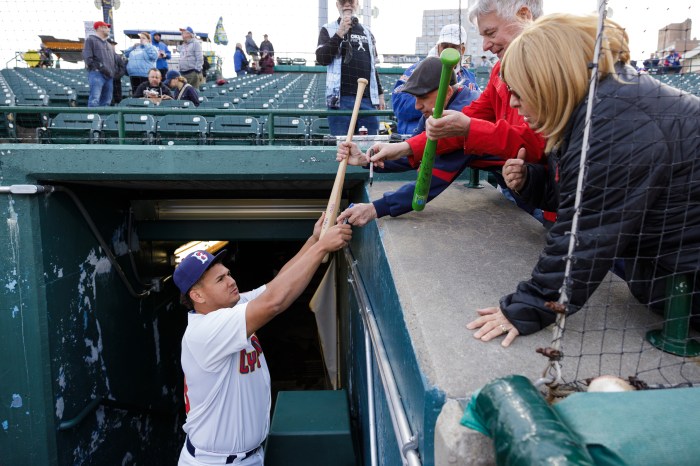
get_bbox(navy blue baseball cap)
[173,249,227,294]
[179,26,195,35]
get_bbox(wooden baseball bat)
[412,48,461,211]
[319,78,369,261]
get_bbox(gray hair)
[468,0,543,24]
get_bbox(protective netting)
[0,2,699,393]
[529,1,700,399]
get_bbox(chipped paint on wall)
[111,223,129,257]
[153,317,161,365]
[56,396,64,419]
[10,393,23,408]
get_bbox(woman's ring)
[499,324,508,334]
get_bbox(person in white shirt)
[174,216,351,466]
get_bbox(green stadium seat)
[308,118,333,146]
[118,98,154,108]
[265,116,307,145]
[156,114,208,145]
[38,113,101,144]
[158,99,194,109]
[209,115,260,145]
[99,113,156,145]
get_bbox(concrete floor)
[367,180,700,465]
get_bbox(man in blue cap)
[179,26,203,88]
[173,216,351,466]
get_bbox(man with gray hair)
[366,0,549,218]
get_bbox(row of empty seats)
[36,112,334,146]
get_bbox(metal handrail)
[344,247,422,466]
[0,106,394,144]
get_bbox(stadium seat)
[265,116,307,145]
[198,100,235,110]
[118,98,154,108]
[158,99,194,109]
[38,113,101,144]
[209,115,261,145]
[99,113,156,145]
[14,93,49,128]
[156,114,208,145]
[308,117,333,146]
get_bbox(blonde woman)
[467,14,700,346]
[164,70,200,107]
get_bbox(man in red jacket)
[367,0,546,181]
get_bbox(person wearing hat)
[164,70,200,107]
[82,21,117,107]
[178,27,204,88]
[174,217,351,466]
[392,24,480,135]
[151,31,172,80]
[124,32,158,92]
[316,0,385,136]
[337,56,521,227]
[108,38,127,105]
[259,34,274,57]
[361,0,549,226]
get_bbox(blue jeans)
[88,71,113,107]
[328,96,379,136]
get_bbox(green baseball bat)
[412,48,461,211]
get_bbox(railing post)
[118,111,125,145]
[466,168,482,189]
[267,112,274,145]
[646,274,700,356]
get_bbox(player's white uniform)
[178,286,269,466]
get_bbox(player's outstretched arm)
[244,222,352,336]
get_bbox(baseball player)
[174,215,351,466]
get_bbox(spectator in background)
[362,0,549,224]
[392,24,480,135]
[82,21,117,107]
[260,34,274,57]
[337,57,490,227]
[151,32,171,80]
[165,70,200,107]
[258,51,275,74]
[124,32,158,92]
[109,38,126,105]
[477,55,492,68]
[179,26,204,88]
[664,48,682,74]
[316,0,385,136]
[245,31,260,67]
[234,43,249,76]
[38,44,53,68]
[133,68,172,103]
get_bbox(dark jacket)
[371,85,489,219]
[82,34,117,78]
[133,82,172,98]
[501,66,700,335]
[234,47,248,73]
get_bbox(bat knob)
[439,48,461,67]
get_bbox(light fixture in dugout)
[174,240,229,264]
